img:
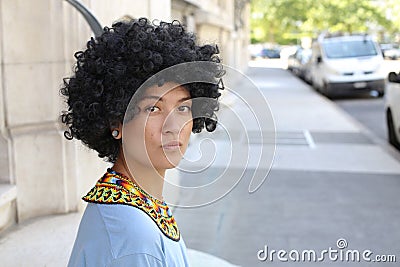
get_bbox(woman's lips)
[162,141,182,150]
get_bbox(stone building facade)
[0,0,249,232]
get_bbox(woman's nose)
[162,110,182,134]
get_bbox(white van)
[308,34,385,97]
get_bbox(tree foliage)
[251,0,395,44]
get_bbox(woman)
[61,17,223,266]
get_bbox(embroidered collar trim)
[82,168,180,241]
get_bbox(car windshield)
[322,40,378,59]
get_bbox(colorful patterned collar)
[82,168,180,241]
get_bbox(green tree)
[375,0,400,42]
[302,0,389,33]
[251,0,391,44]
[251,0,312,44]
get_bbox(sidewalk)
[1,65,399,266]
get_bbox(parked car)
[287,48,312,79]
[280,45,299,60]
[385,72,400,150]
[380,43,400,60]
[249,44,264,60]
[260,48,281,59]
[308,34,385,97]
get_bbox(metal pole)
[64,0,103,37]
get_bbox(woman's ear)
[111,123,123,139]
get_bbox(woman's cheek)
[145,123,161,148]
[181,121,192,148]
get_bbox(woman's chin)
[154,158,183,170]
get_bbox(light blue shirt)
[68,203,190,267]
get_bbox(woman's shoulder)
[68,203,169,266]
[84,203,165,256]
[88,202,163,239]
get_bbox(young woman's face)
[123,82,193,172]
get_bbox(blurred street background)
[173,59,400,266]
[0,0,400,266]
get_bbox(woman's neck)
[112,154,165,201]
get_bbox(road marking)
[303,129,316,149]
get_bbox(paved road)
[172,66,400,267]
[334,96,387,141]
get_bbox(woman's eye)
[177,105,192,112]
[145,106,160,113]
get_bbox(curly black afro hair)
[60,17,224,163]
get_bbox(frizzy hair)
[60,17,224,163]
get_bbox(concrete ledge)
[0,184,16,206]
[0,184,17,232]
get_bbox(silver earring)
[112,129,119,138]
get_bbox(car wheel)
[320,82,332,97]
[316,84,321,93]
[311,81,319,92]
[387,109,400,149]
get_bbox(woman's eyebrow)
[140,95,162,101]
[140,95,192,103]
[177,96,192,103]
